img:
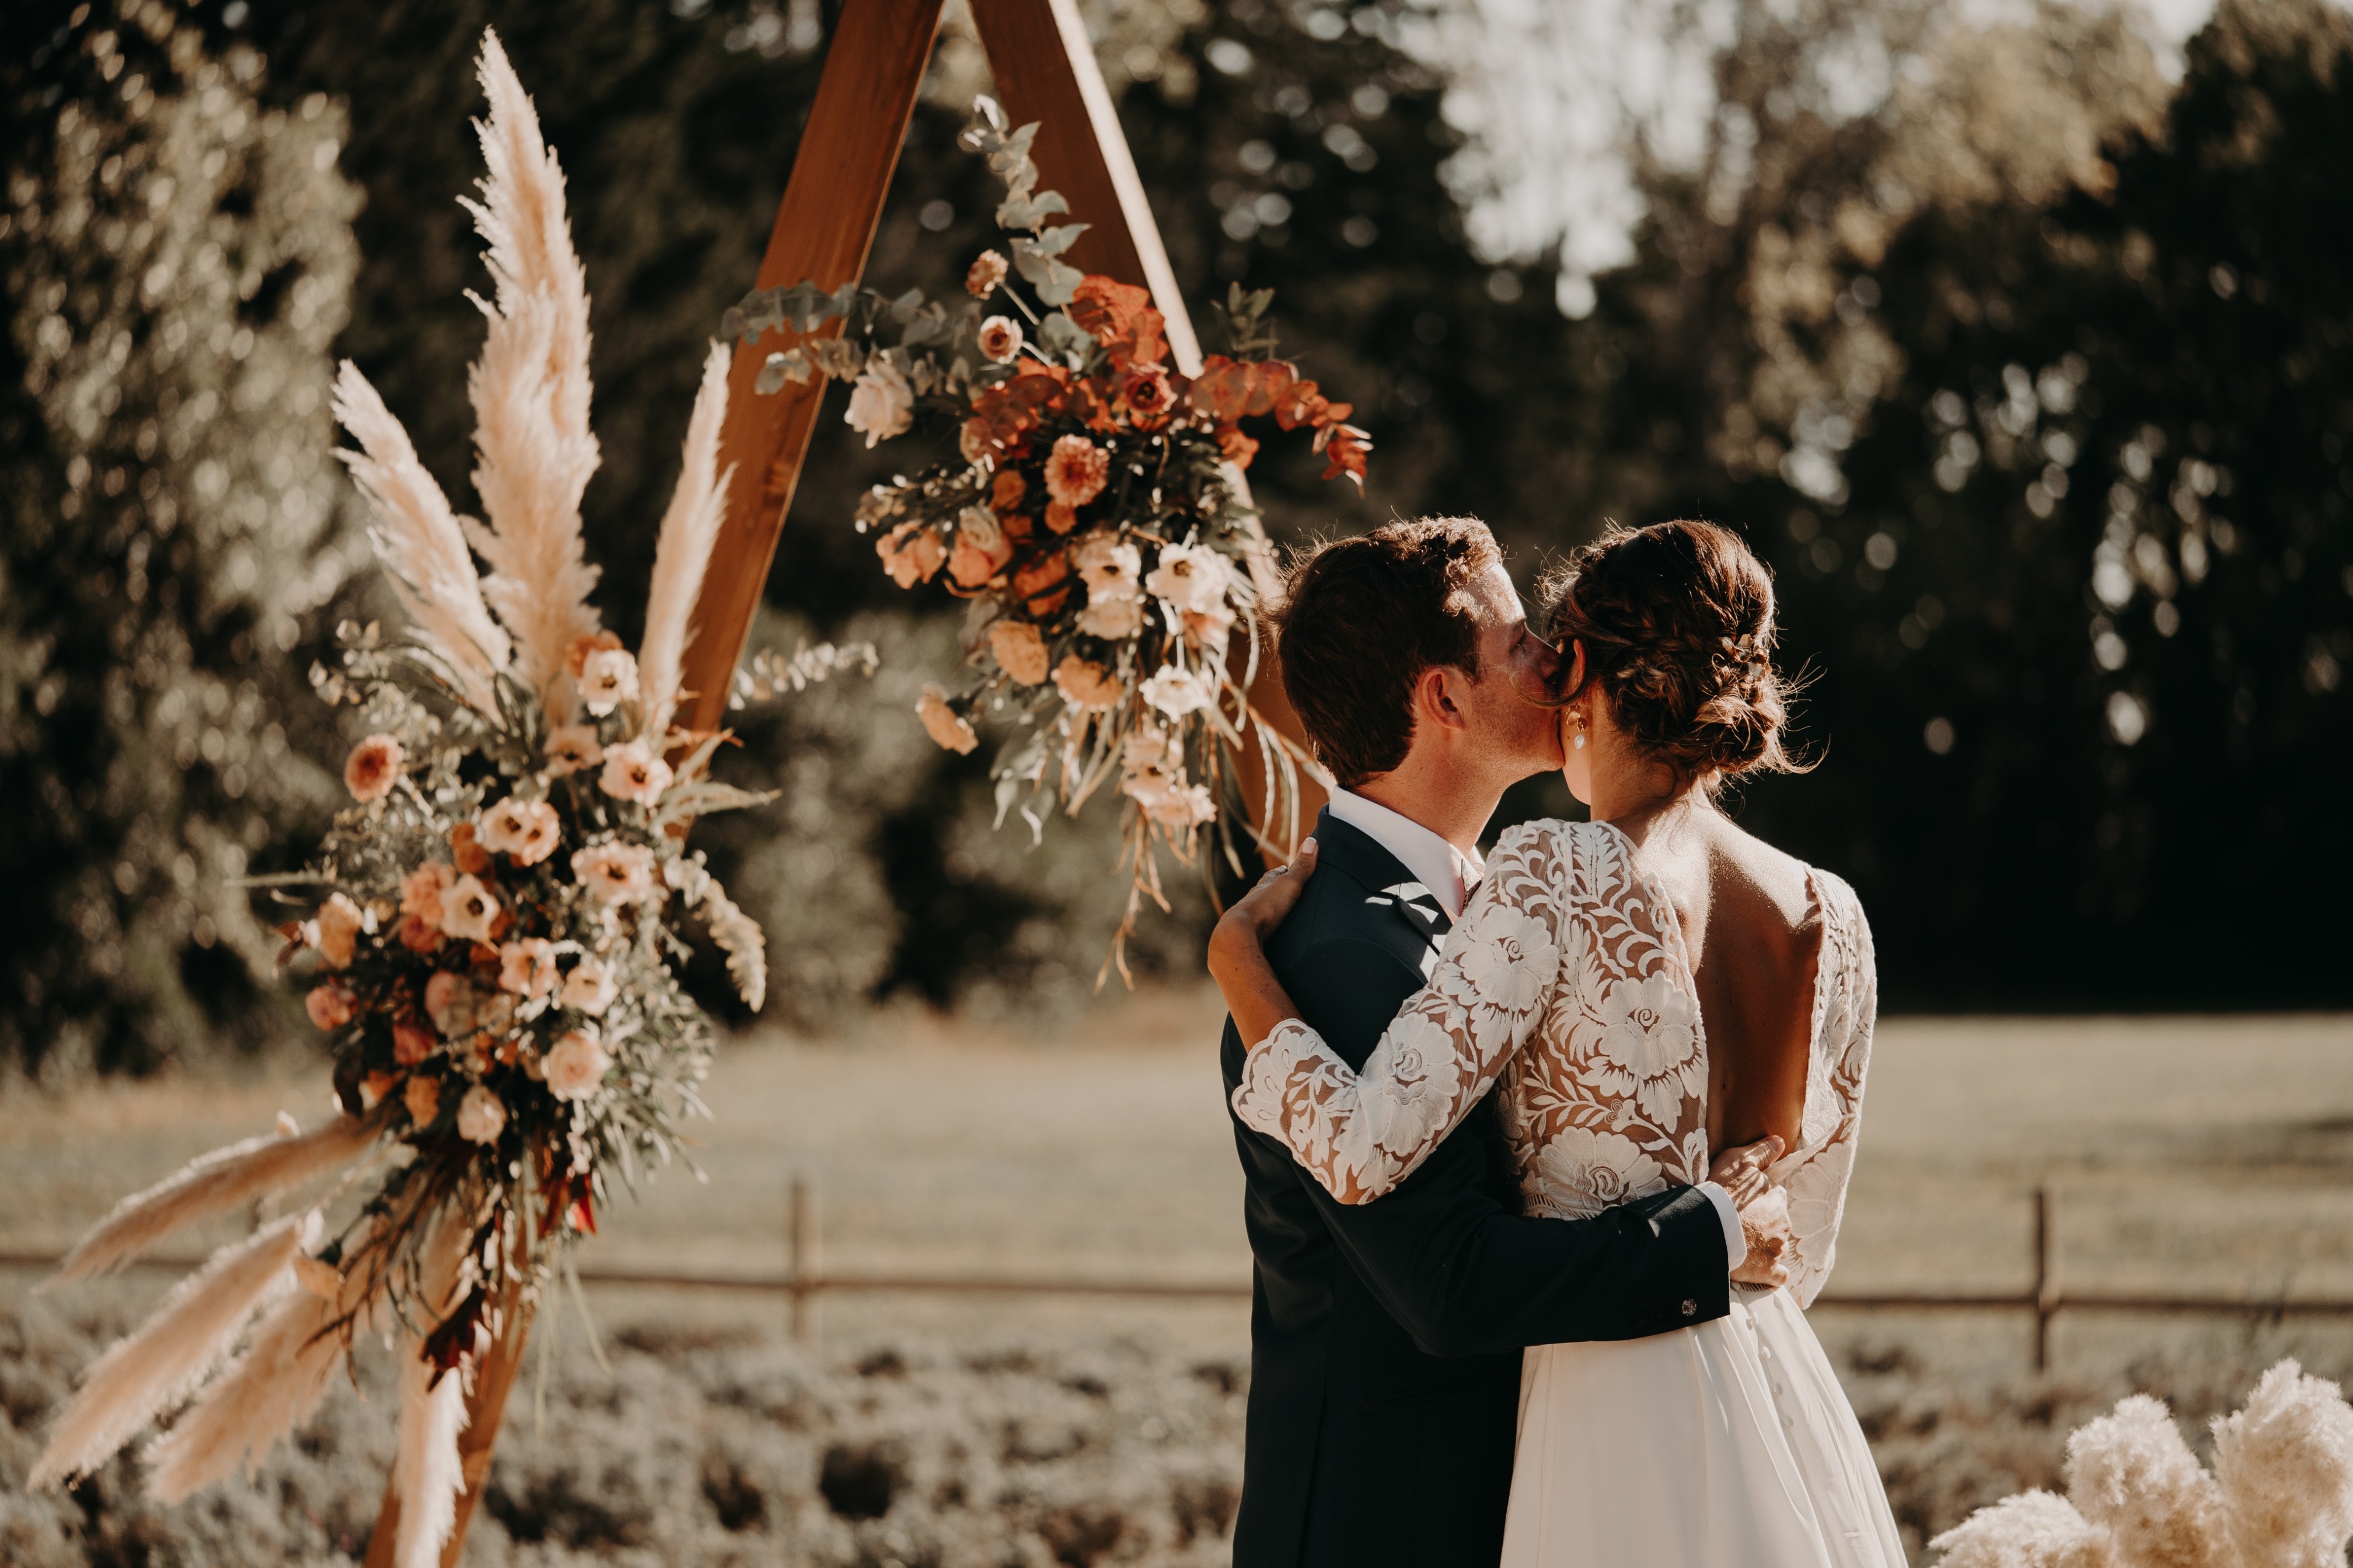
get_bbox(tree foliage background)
[1,0,2344,1073]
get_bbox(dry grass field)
[5,995,2352,1563]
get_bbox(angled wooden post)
[676,0,950,740]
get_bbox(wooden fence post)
[2033,1185,2057,1373]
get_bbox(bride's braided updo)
[1540,519,1803,783]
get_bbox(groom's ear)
[1415,663,1475,731]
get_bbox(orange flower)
[1117,362,1175,426]
[306,982,358,1031]
[992,469,1028,511]
[393,1020,437,1066]
[877,521,948,588]
[396,913,443,955]
[343,734,404,802]
[1067,277,1166,365]
[1217,425,1261,469]
[1013,550,1075,618]
[1045,501,1078,536]
[988,619,1050,685]
[947,508,1013,589]
[450,822,490,875]
[1187,355,1255,422]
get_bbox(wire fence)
[13,1182,2352,1371]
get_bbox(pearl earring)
[1570,710,1587,751]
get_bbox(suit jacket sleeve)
[1269,935,1731,1357]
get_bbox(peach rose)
[400,862,454,927]
[988,620,1050,686]
[965,249,1010,297]
[977,314,1023,364]
[877,521,948,589]
[1045,434,1110,507]
[343,734,404,802]
[1053,655,1123,713]
[396,913,443,955]
[917,684,979,755]
[456,1084,507,1146]
[305,982,357,1031]
[315,892,365,968]
[480,797,561,865]
[498,937,558,1000]
[598,739,673,808]
[403,1074,441,1127]
[543,1031,612,1103]
[948,507,1013,589]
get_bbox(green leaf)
[1029,222,1091,258]
[995,188,1071,229]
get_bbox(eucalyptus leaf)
[1029,221,1091,258]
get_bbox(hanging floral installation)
[722,98,1364,979]
[24,33,865,1568]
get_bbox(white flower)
[1356,1014,1461,1159]
[479,797,561,865]
[844,355,914,448]
[456,1084,508,1145]
[578,647,640,717]
[1077,591,1146,640]
[439,875,500,944]
[1531,1126,1668,1218]
[1144,543,1234,616]
[572,841,659,906]
[1446,905,1559,1019]
[1143,781,1216,829]
[498,937,558,1000]
[1074,531,1142,598]
[559,956,617,1016]
[543,1031,613,1102]
[1139,665,1214,720]
[599,739,674,807]
[1588,975,1704,1126]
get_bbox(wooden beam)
[676,0,949,739]
[968,0,1201,374]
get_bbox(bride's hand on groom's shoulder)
[1211,837,1319,957]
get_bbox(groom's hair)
[1274,517,1502,789]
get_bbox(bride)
[1209,520,1907,1567]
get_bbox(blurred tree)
[0,1,363,1075]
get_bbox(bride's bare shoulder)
[1705,822,1821,944]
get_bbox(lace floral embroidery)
[1230,820,1878,1308]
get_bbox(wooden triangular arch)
[366,6,1315,1560]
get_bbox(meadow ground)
[4,997,2352,1563]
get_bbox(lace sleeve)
[1771,876,1877,1308]
[1230,823,1573,1204]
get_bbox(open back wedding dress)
[1230,818,1906,1568]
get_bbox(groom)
[1220,518,1757,1568]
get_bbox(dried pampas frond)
[2212,1359,2353,1567]
[391,1200,478,1568]
[144,1224,385,1504]
[48,1113,375,1288]
[638,341,734,740]
[30,1213,315,1489]
[2064,1394,2229,1568]
[332,364,511,711]
[1928,1489,2114,1568]
[460,27,602,709]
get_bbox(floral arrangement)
[23,36,848,1568]
[721,99,1363,976]
[1931,1359,2353,1568]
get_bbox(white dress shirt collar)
[1326,788,1486,921]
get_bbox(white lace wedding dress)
[1231,818,1906,1568]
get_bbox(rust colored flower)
[916,683,979,755]
[306,982,358,1031]
[1012,550,1074,619]
[1217,425,1261,469]
[316,893,366,969]
[404,1073,442,1127]
[1118,362,1175,424]
[1187,355,1255,423]
[877,521,948,589]
[400,862,454,927]
[1053,655,1124,713]
[396,913,444,955]
[992,469,1028,511]
[450,823,490,875]
[948,507,1013,589]
[343,734,404,803]
[965,249,1010,297]
[393,1020,437,1066]
[1045,435,1110,507]
[1045,501,1079,536]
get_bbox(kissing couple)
[1207,517,1907,1567]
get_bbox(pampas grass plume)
[143,1225,383,1504]
[2211,1359,2353,1567]
[30,1213,313,1488]
[459,27,603,710]
[390,1202,478,1568]
[637,340,733,741]
[48,1113,373,1287]
[1930,1489,2116,1568]
[2064,1395,2230,1568]
[332,361,512,711]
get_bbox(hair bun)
[1540,520,1802,783]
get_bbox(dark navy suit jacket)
[1222,808,1732,1568]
